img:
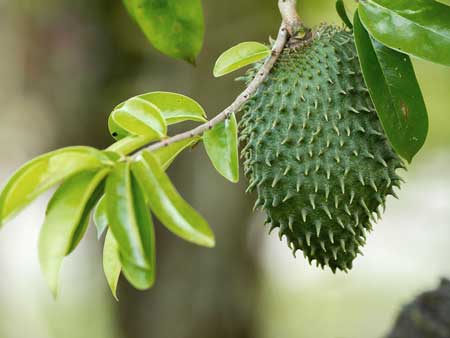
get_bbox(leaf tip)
[404,154,413,164]
[42,268,60,300]
[51,288,59,299]
[212,67,223,78]
[46,277,59,299]
[225,173,239,184]
[203,234,216,248]
[187,56,197,66]
[230,172,239,183]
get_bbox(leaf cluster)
[337,0,449,162]
[0,0,449,297]
[0,91,240,298]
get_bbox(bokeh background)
[0,1,449,337]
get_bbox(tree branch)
[278,0,303,36]
[133,0,300,156]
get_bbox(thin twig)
[133,0,300,156]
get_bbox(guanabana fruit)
[239,25,404,272]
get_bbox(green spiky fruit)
[239,26,404,272]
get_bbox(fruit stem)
[278,0,305,37]
[131,0,301,157]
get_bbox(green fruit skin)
[239,26,404,272]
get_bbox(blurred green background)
[0,1,449,338]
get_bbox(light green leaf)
[39,169,108,296]
[120,251,155,291]
[336,0,353,29]
[0,146,111,225]
[101,151,121,162]
[123,0,204,63]
[213,42,270,77]
[115,92,207,125]
[132,151,214,248]
[94,196,108,239]
[109,97,167,141]
[103,230,154,296]
[203,114,239,182]
[107,134,154,157]
[103,230,121,300]
[105,162,155,275]
[154,137,200,170]
[108,114,129,141]
[354,11,429,162]
[358,0,450,66]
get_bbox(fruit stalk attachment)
[278,0,304,36]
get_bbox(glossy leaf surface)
[109,97,166,140]
[39,169,108,296]
[0,146,111,225]
[132,151,214,248]
[103,213,156,295]
[108,114,129,141]
[122,170,155,290]
[120,251,155,290]
[359,0,450,66]
[115,92,207,125]
[154,137,200,170]
[203,114,239,182]
[354,11,428,162]
[102,151,121,162]
[213,42,270,77]
[105,162,155,272]
[336,0,353,29]
[107,135,153,157]
[103,230,121,300]
[94,196,108,239]
[123,0,204,63]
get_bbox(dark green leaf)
[105,162,155,276]
[354,11,428,162]
[154,137,200,170]
[0,146,112,225]
[115,92,207,125]
[109,97,166,140]
[359,0,450,66]
[132,151,214,248]
[39,169,108,296]
[203,114,239,182]
[94,196,108,239]
[123,0,204,63]
[336,0,353,29]
[103,229,121,300]
[213,42,270,77]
